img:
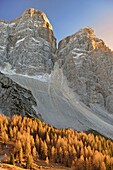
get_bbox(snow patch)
[22,74,51,82]
[1,22,8,26]
[0,46,5,50]
[0,63,16,74]
[9,23,15,27]
[72,52,83,58]
[0,64,51,82]
[73,48,86,52]
[32,38,40,43]
[1,22,15,27]
[16,38,25,45]
[72,52,84,65]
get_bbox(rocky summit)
[0,8,113,139]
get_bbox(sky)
[0,0,113,49]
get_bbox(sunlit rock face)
[58,27,110,52]
[0,8,56,75]
[58,27,113,113]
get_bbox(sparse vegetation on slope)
[0,114,113,170]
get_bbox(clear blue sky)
[0,0,113,49]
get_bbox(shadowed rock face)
[1,9,113,139]
[0,72,36,117]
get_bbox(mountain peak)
[22,8,53,30]
[59,26,110,52]
[79,27,95,37]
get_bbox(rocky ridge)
[0,9,113,139]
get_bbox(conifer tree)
[35,134,40,152]
[51,146,55,160]
[10,153,15,165]
[25,140,31,156]
[45,157,49,165]
[1,131,8,144]
[32,146,37,160]
[40,140,48,160]
[19,147,23,163]
[26,156,31,169]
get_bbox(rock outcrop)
[0,72,36,117]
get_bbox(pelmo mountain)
[0,8,113,139]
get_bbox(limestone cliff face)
[0,8,56,75]
[58,27,113,113]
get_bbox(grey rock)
[58,27,113,113]
[0,9,56,75]
[0,72,37,117]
